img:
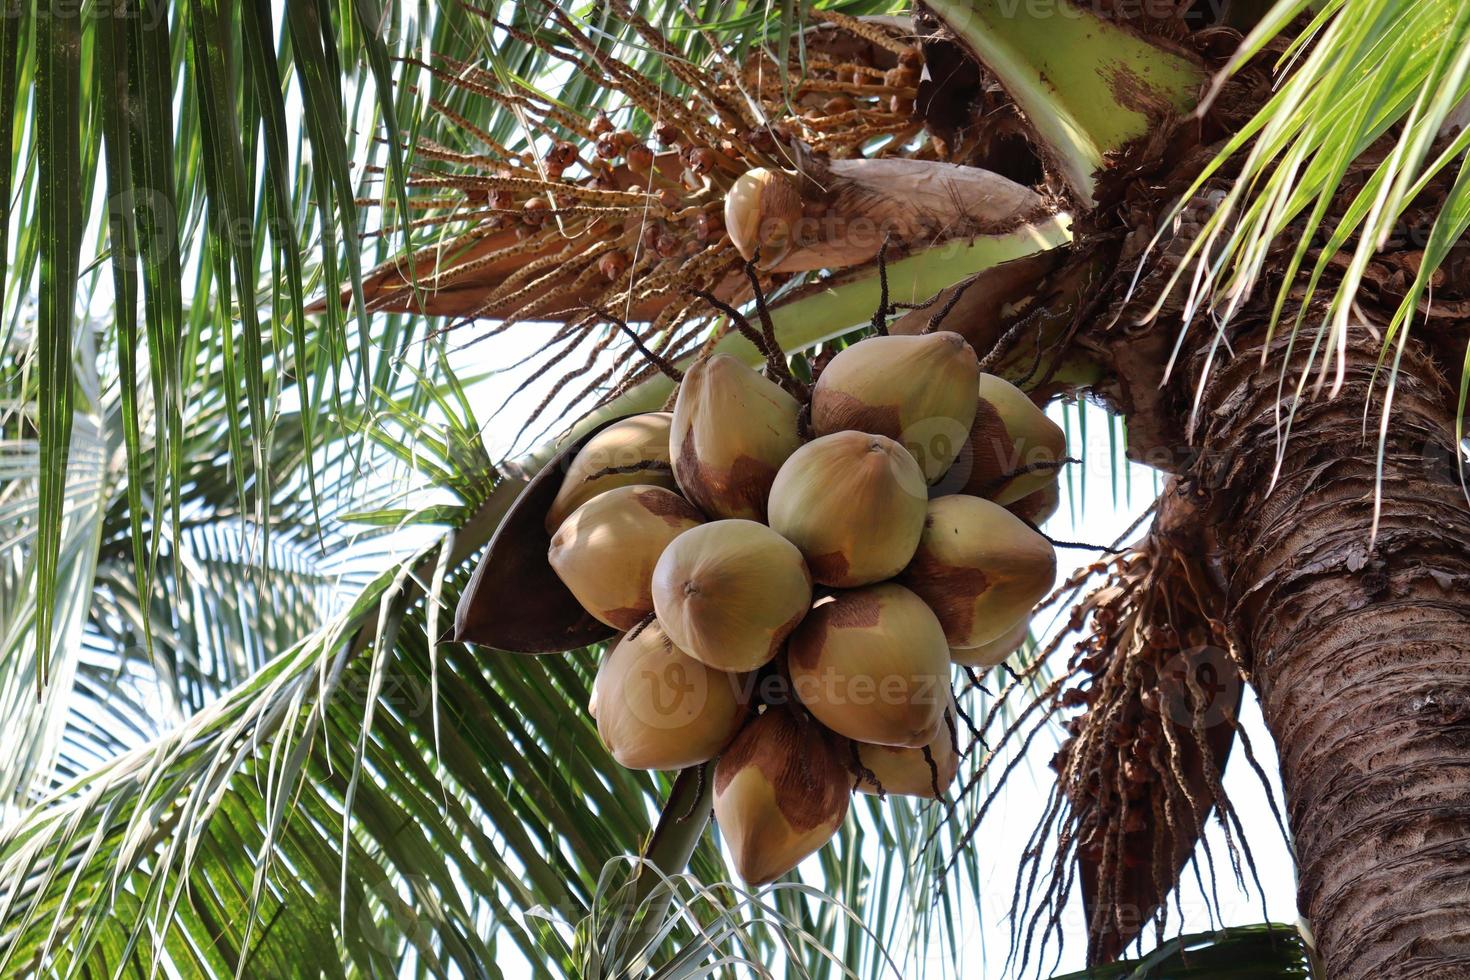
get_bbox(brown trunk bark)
[1183,324,1470,979]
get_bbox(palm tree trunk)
[1185,324,1470,979]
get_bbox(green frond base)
[925,0,1206,202]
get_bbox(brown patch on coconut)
[901,494,1055,649]
[548,485,704,630]
[713,705,850,884]
[670,354,802,521]
[631,486,704,524]
[787,583,950,747]
[809,332,980,483]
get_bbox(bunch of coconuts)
[544,330,1063,886]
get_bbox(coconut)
[548,486,704,630]
[652,519,812,672]
[950,616,1030,669]
[724,168,803,269]
[592,622,750,770]
[952,374,1066,505]
[787,583,950,747]
[670,354,802,521]
[544,413,679,534]
[767,431,928,588]
[1005,478,1061,527]
[809,332,980,483]
[713,705,850,885]
[901,495,1055,649]
[855,698,960,798]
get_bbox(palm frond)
[1146,0,1470,484]
[1046,923,1309,980]
[0,404,109,818]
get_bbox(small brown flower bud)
[598,251,629,281]
[687,146,716,175]
[595,132,622,160]
[626,142,654,173]
[548,141,578,170]
[522,197,550,226]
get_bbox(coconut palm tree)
[0,0,1465,976]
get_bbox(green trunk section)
[925,0,1206,202]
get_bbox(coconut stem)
[976,304,1050,373]
[922,278,969,335]
[581,460,674,483]
[741,256,797,369]
[587,306,685,382]
[1035,531,1126,555]
[961,666,991,696]
[691,287,808,400]
[970,457,1079,499]
[691,288,772,359]
[626,612,656,642]
[849,739,885,798]
[1009,505,1127,554]
[921,744,943,800]
[952,689,984,745]
[870,235,893,336]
